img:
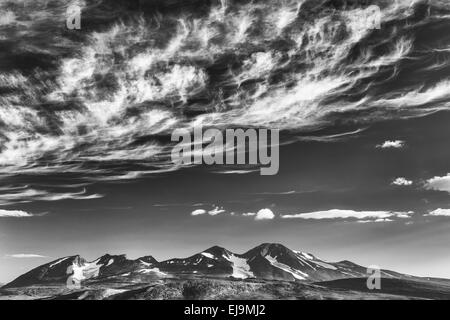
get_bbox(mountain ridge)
[2,243,430,289]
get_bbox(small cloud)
[0,209,33,218]
[377,140,405,149]
[191,206,226,216]
[242,212,256,217]
[208,206,226,216]
[425,174,450,193]
[281,209,412,221]
[5,254,48,259]
[392,177,413,186]
[426,208,450,217]
[255,208,275,220]
[191,209,206,216]
[357,218,394,223]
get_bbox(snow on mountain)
[265,255,308,280]
[225,254,254,279]
[2,243,413,289]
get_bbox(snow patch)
[265,255,308,280]
[300,252,314,260]
[103,288,126,298]
[139,267,167,276]
[226,255,254,279]
[49,257,71,268]
[201,252,215,259]
[139,259,153,267]
[311,260,337,270]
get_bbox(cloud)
[0,209,33,218]
[4,254,48,259]
[425,174,450,193]
[255,208,275,220]
[208,206,226,216]
[241,209,275,220]
[242,212,256,216]
[426,208,450,217]
[392,177,413,186]
[377,140,405,149]
[0,188,103,206]
[281,209,413,221]
[191,206,226,216]
[191,209,206,216]
[357,218,394,223]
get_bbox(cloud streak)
[4,254,48,259]
[0,209,33,218]
[0,188,103,206]
[281,209,413,221]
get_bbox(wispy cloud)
[281,209,413,221]
[377,140,405,149]
[0,209,33,218]
[250,190,299,195]
[0,188,104,206]
[356,218,394,223]
[243,212,256,217]
[4,254,48,259]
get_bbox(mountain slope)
[2,243,421,289]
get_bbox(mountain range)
[2,243,450,300]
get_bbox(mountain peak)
[138,255,158,264]
[203,245,230,255]
[245,243,293,257]
[96,254,127,265]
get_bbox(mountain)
[3,243,450,300]
[3,243,417,289]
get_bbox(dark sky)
[2,111,450,283]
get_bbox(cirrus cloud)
[4,254,48,259]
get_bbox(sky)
[1,0,450,284]
[2,111,450,283]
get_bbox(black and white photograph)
[1,0,450,306]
